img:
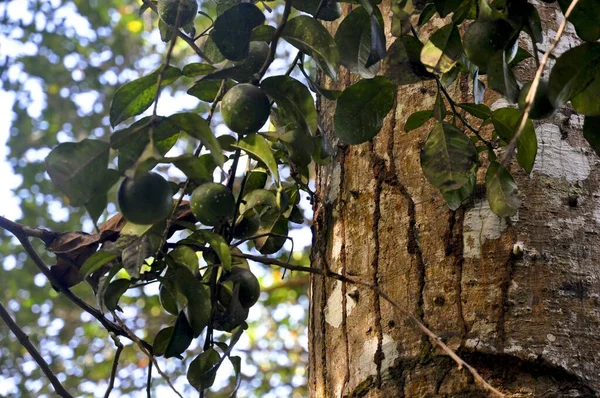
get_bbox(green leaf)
[191,230,232,271]
[508,47,532,68]
[256,216,289,254]
[486,161,520,217]
[458,103,492,119]
[557,0,600,42]
[234,134,280,185]
[382,35,434,86]
[292,0,342,21]
[121,235,156,279]
[433,90,446,121]
[491,108,537,173]
[153,326,174,357]
[434,0,463,17]
[261,75,317,136]
[203,41,269,82]
[334,6,382,78]
[188,348,221,391]
[487,51,519,103]
[168,112,224,166]
[85,169,120,222]
[45,139,111,206]
[210,3,266,61]
[418,3,436,26]
[405,110,433,132]
[282,15,340,80]
[182,63,217,77]
[420,122,479,191]
[171,154,217,184]
[104,279,131,312]
[549,42,600,108]
[171,267,211,337]
[571,70,600,116]
[165,312,194,358]
[420,24,462,74]
[583,116,600,157]
[441,171,475,210]
[187,79,235,102]
[80,251,117,279]
[251,25,276,42]
[334,76,396,145]
[229,356,242,396]
[109,65,182,127]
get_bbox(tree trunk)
[309,3,600,397]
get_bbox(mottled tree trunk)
[309,3,600,397]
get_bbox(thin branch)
[234,253,506,397]
[502,0,580,167]
[0,300,73,398]
[146,360,153,398]
[0,216,152,352]
[104,335,124,398]
[257,0,293,80]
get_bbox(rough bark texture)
[309,3,600,397]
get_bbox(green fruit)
[118,172,173,225]
[190,182,235,226]
[221,268,261,309]
[221,84,270,134]
[518,80,556,120]
[233,215,260,239]
[157,0,198,27]
[463,19,515,72]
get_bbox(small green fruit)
[518,80,556,120]
[157,0,198,27]
[221,84,270,134]
[118,172,173,225]
[221,268,261,309]
[190,182,235,226]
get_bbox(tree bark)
[309,3,600,397]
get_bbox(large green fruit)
[220,84,270,134]
[518,80,556,120]
[463,19,515,72]
[157,0,198,27]
[118,172,173,225]
[190,182,235,226]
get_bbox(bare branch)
[257,0,293,79]
[0,300,73,398]
[234,253,505,397]
[104,335,124,398]
[502,0,581,167]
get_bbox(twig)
[0,216,152,352]
[112,314,184,398]
[146,360,153,398]
[0,300,73,398]
[234,253,505,397]
[257,0,293,79]
[502,0,580,167]
[104,335,124,398]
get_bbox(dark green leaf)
[104,279,131,312]
[234,134,280,185]
[418,3,437,26]
[571,70,600,116]
[261,75,317,136]
[203,41,269,82]
[251,25,276,42]
[487,51,519,103]
[171,154,217,184]
[109,66,181,127]
[557,0,600,42]
[229,356,242,396]
[405,110,434,132]
[80,251,117,279]
[182,63,217,77]
[172,267,211,337]
[335,7,381,78]
[508,47,532,67]
[282,15,340,80]
[153,327,174,357]
[420,24,462,74]
[121,235,155,278]
[486,161,520,217]
[433,90,446,121]
[420,122,479,191]
[188,348,221,391]
[382,35,434,85]
[583,116,600,156]
[85,169,120,222]
[165,312,194,358]
[190,230,231,271]
[441,171,475,210]
[168,112,224,166]
[292,0,342,21]
[45,139,111,206]
[366,14,387,68]
[187,79,234,102]
[549,42,600,107]
[210,3,265,61]
[491,108,537,173]
[458,103,492,119]
[434,0,463,17]
[334,76,396,144]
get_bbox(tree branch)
[502,0,580,167]
[0,300,73,398]
[257,0,293,80]
[104,335,124,398]
[234,253,506,397]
